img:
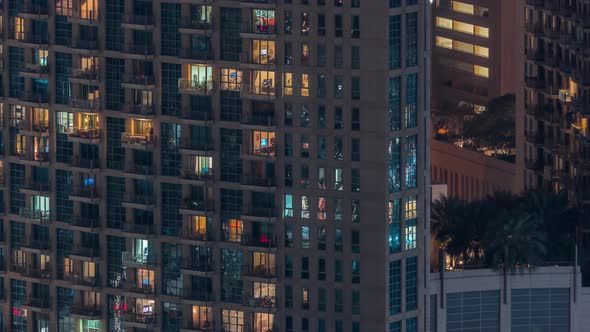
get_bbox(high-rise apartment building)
[521,0,590,277]
[0,0,430,331]
[432,0,518,115]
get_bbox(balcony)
[21,92,50,105]
[62,273,100,288]
[180,260,215,275]
[182,108,213,123]
[179,199,215,216]
[69,9,100,25]
[121,132,156,150]
[125,163,155,177]
[20,240,51,254]
[240,114,276,129]
[121,104,155,117]
[67,127,101,144]
[240,233,277,250]
[122,281,156,297]
[178,79,215,96]
[241,175,276,190]
[122,15,155,30]
[525,76,546,89]
[182,289,214,303]
[241,207,277,221]
[179,139,214,155]
[19,208,50,224]
[18,120,49,137]
[68,246,101,261]
[122,44,155,57]
[240,22,276,39]
[181,168,214,182]
[179,17,213,35]
[19,63,49,79]
[241,264,278,280]
[71,39,100,52]
[22,296,52,312]
[241,84,278,101]
[15,150,49,165]
[69,68,99,82]
[181,319,215,332]
[179,48,214,61]
[244,295,278,310]
[68,98,101,112]
[122,73,156,90]
[121,223,156,237]
[122,312,157,329]
[70,304,101,319]
[122,193,156,211]
[122,251,157,268]
[69,187,100,204]
[12,265,52,280]
[18,4,49,18]
[71,216,101,229]
[69,157,100,170]
[20,179,50,194]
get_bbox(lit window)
[474,65,489,78]
[452,1,474,14]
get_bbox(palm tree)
[523,190,579,263]
[431,196,467,267]
[484,211,547,271]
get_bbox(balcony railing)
[21,179,51,192]
[72,216,101,228]
[20,240,51,251]
[69,98,101,111]
[180,138,214,152]
[181,168,214,181]
[241,175,276,187]
[17,151,50,163]
[123,193,156,206]
[181,259,215,273]
[19,3,49,15]
[122,251,157,266]
[67,127,101,141]
[70,68,99,80]
[19,208,50,223]
[241,264,278,279]
[70,245,100,258]
[179,17,213,30]
[69,157,100,169]
[122,103,155,116]
[22,92,50,104]
[123,44,155,56]
[178,79,215,95]
[242,206,277,219]
[70,187,100,199]
[122,73,155,86]
[241,22,277,36]
[241,233,277,248]
[73,39,99,50]
[23,296,52,309]
[18,120,49,134]
[179,47,213,61]
[182,199,215,212]
[70,304,101,317]
[122,312,156,326]
[241,114,276,127]
[182,319,215,331]
[121,132,156,147]
[122,14,155,26]
[125,163,155,176]
[62,273,99,287]
[122,222,156,235]
[181,227,215,242]
[182,289,214,302]
[122,281,156,295]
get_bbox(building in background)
[430,266,585,332]
[0,0,431,331]
[432,0,519,118]
[521,0,590,284]
[430,0,522,201]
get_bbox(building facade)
[0,0,430,331]
[430,266,584,332]
[521,0,590,276]
[432,0,519,115]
